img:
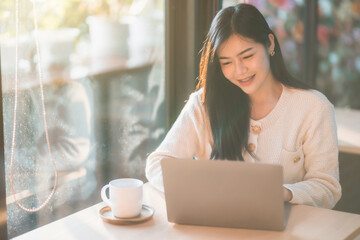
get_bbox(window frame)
[302,0,318,87]
[165,0,222,127]
[0,47,8,240]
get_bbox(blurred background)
[0,0,359,238]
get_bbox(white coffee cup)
[101,178,143,218]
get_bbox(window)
[0,0,165,238]
[316,0,360,109]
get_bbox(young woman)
[145,3,341,209]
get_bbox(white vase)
[35,28,79,70]
[126,16,163,62]
[1,34,34,75]
[87,16,129,58]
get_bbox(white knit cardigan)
[145,85,341,209]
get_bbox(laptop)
[160,158,289,231]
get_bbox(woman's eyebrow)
[218,47,253,59]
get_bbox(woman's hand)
[283,187,293,202]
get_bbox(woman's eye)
[221,62,231,66]
[243,54,253,59]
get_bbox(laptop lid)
[161,158,285,231]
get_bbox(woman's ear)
[268,33,275,54]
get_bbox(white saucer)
[99,205,154,225]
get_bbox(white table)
[335,108,360,155]
[13,183,360,240]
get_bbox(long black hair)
[196,3,310,160]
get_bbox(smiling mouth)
[239,74,255,82]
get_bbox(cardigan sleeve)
[283,101,341,209]
[145,90,210,192]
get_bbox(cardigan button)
[293,156,301,163]
[251,125,261,135]
[248,143,256,152]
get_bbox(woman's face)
[217,34,275,97]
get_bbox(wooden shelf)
[2,56,154,93]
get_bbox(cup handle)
[101,184,112,208]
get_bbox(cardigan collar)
[250,84,290,131]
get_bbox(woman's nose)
[234,60,247,75]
